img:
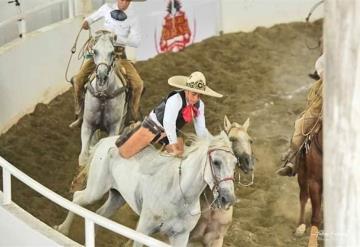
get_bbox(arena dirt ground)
[0,20,323,246]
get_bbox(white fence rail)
[0,156,170,247]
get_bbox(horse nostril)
[221,195,228,206]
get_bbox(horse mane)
[135,131,231,176]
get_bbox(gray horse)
[55,132,237,246]
[190,115,255,247]
[79,31,128,167]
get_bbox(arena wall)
[0,18,84,134]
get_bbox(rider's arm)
[163,94,183,145]
[115,12,141,48]
[193,101,209,138]
[85,4,108,25]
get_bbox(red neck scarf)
[182,104,199,123]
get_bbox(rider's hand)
[166,138,184,157]
[166,144,184,157]
[82,21,89,30]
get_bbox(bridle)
[94,51,116,87]
[177,147,235,215]
[206,148,235,192]
[87,48,127,100]
[225,127,255,187]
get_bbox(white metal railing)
[0,156,170,247]
[0,0,74,38]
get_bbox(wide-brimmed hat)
[168,71,223,98]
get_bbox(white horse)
[79,31,128,167]
[55,131,237,246]
[190,115,255,247]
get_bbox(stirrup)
[69,116,82,128]
[276,163,295,177]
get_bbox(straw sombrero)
[168,71,223,98]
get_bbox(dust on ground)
[0,20,323,246]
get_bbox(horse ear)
[224,115,231,132]
[243,118,250,132]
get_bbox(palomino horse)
[295,123,322,247]
[189,116,255,247]
[55,132,237,247]
[79,31,128,167]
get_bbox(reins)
[65,26,93,83]
[304,0,324,50]
[305,0,324,23]
[177,147,235,216]
[207,148,235,192]
[225,127,255,187]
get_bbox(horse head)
[92,31,117,91]
[224,115,255,174]
[204,131,237,210]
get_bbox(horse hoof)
[53,225,69,235]
[308,226,319,247]
[295,224,306,236]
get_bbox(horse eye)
[93,49,98,55]
[249,139,253,144]
[213,160,221,167]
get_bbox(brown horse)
[295,123,322,247]
[189,116,255,247]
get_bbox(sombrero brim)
[168,76,223,98]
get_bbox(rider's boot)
[69,106,83,128]
[130,85,143,122]
[69,77,84,128]
[276,148,297,176]
[117,60,144,122]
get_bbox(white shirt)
[85,3,141,48]
[149,93,208,144]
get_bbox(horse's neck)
[178,149,208,204]
[91,68,123,92]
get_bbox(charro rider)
[69,0,145,128]
[116,71,223,158]
[276,54,324,176]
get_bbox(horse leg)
[307,178,322,247]
[189,219,207,242]
[96,189,126,218]
[133,213,157,247]
[295,164,309,236]
[207,223,229,247]
[55,154,112,235]
[169,231,191,247]
[203,231,221,247]
[54,189,102,235]
[210,237,225,247]
[79,123,95,167]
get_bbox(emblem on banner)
[155,0,196,53]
